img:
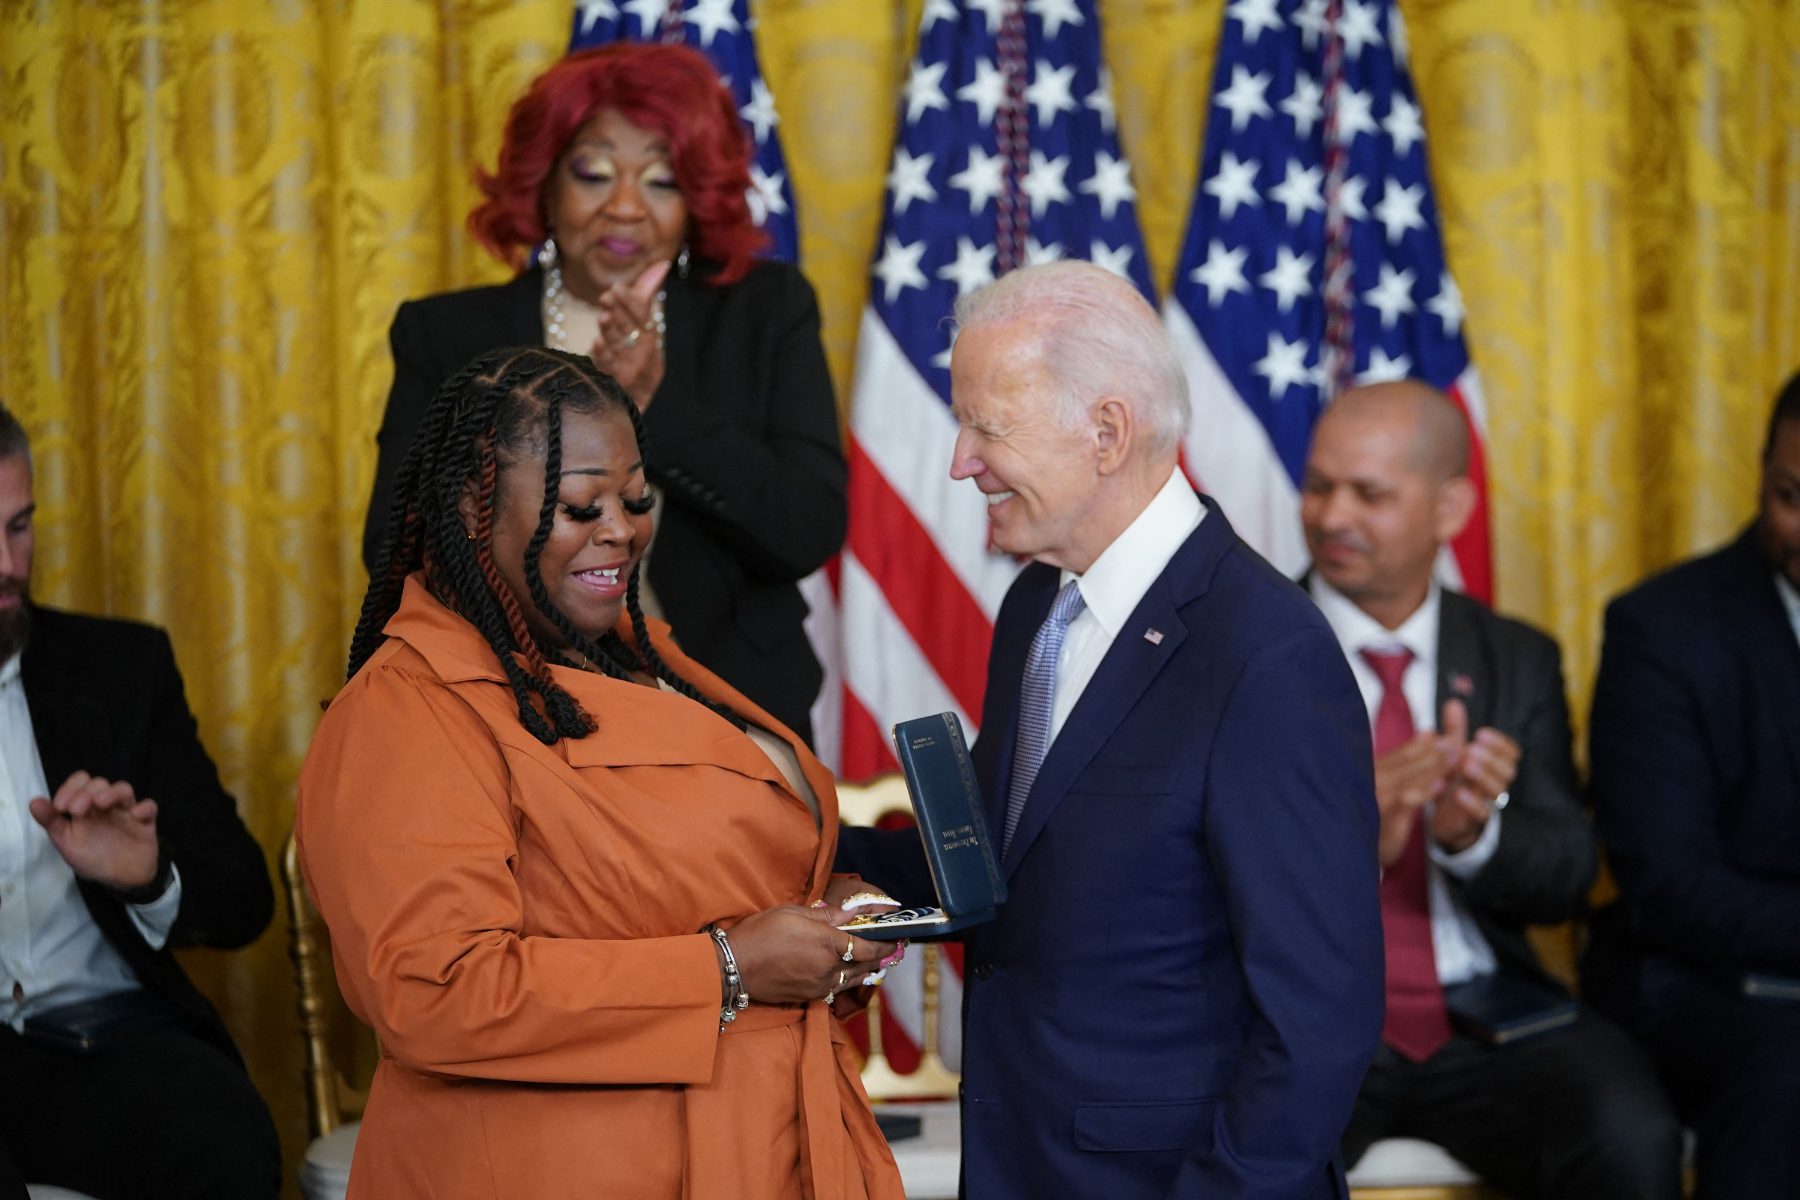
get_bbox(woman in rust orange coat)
[298,346,904,1200]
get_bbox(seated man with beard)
[0,404,279,1200]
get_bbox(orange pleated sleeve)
[296,576,903,1200]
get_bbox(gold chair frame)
[280,831,371,1138]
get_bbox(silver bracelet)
[708,925,750,1030]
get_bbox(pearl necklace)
[544,263,665,357]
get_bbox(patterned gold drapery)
[2,0,1796,1186]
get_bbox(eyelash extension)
[562,491,655,522]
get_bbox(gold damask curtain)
[2,0,1795,1185]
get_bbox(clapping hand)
[1429,699,1519,854]
[588,259,671,410]
[1372,731,1457,868]
[28,770,161,891]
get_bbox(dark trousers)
[0,1019,280,1200]
[1343,1009,1683,1200]
[1589,954,1800,1200]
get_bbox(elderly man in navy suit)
[847,260,1383,1199]
[1584,372,1800,1200]
[1300,381,1681,1200]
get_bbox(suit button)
[972,962,995,980]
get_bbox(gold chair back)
[280,830,374,1137]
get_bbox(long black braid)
[350,345,743,742]
[349,355,488,676]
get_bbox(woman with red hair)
[362,43,842,745]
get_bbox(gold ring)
[823,988,836,1006]
[841,938,856,962]
[837,968,849,990]
[623,328,642,348]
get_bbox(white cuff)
[1430,806,1503,878]
[125,863,183,950]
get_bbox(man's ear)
[1093,396,1133,476]
[1434,475,1477,543]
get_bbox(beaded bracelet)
[708,924,751,1030]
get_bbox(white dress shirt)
[1048,467,1205,744]
[1778,572,1800,648]
[0,651,181,1030]
[1309,577,1501,985]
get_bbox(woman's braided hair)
[350,346,742,743]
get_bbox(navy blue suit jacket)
[1587,528,1800,990]
[849,500,1383,1199]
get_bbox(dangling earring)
[536,237,558,269]
[676,243,690,279]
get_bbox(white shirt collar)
[1061,467,1204,637]
[1309,574,1441,667]
[1777,572,1800,647]
[0,651,20,689]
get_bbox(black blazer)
[1300,577,1595,986]
[1431,588,1594,985]
[1587,529,1800,984]
[361,261,846,744]
[20,606,273,1059]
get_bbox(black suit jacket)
[1587,528,1800,987]
[1303,578,1594,985]
[20,606,273,1058]
[1431,588,1594,984]
[361,261,846,743]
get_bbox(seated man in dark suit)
[1584,371,1800,1200]
[0,405,279,1200]
[841,260,1384,1199]
[1302,381,1681,1200]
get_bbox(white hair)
[952,260,1189,456]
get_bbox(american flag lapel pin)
[1450,672,1474,697]
[1144,628,1165,645]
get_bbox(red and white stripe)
[839,311,1025,778]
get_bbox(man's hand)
[28,770,161,891]
[1373,732,1456,867]
[1429,699,1520,855]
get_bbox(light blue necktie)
[1003,579,1086,853]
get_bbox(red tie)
[1361,647,1453,1062]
